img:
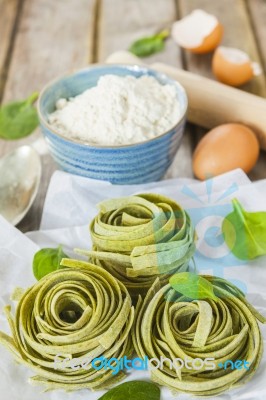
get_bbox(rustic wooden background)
[0,0,266,232]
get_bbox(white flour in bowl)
[48,74,181,145]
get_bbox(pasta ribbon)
[0,260,134,391]
[133,275,266,396]
[78,193,196,298]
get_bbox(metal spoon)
[0,146,42,226]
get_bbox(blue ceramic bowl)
[38,65,188,184]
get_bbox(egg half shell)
[172,9,223,54]
[212,46,261,86]
[193,123,259,180]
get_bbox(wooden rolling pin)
[106,51,266,150]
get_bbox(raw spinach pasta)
[133,275,266,396]
[0,260,134,391]
[77,193,196,298]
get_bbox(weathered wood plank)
[247,0,266,178]
[247,0,266,73]
[0,0,21,100]
[178,0,266,180]
[98,0,194,179]
[98,0,182,67]
[3,0,96,102]
[0,0,97,232]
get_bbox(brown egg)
[212,46,261,86]
[193,124,259,180]
[172,9,223,54]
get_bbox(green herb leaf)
[98,381,160,400]
[0,92,39,140]
[129,30,169,57]
[33,245,68,280]
[169,272,218,301]
[222,198,266,260]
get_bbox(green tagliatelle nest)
[0,260,134,391]
[133,276,266,397]
[77,193,196,298]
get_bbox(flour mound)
[48,75,181,145]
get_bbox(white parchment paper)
[0,168,266,400]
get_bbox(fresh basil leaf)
[129,30,169,57]
[98,381,160,400]
[0,92,39,140]
[222,198,266,260]
[169,272,218,301]
[33,245,68,280]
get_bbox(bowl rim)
[37,63,188,149]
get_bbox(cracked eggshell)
[172,9,223,54]
[212,46,262,86]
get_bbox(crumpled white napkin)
[0,168,266,400]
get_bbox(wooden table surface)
[0,0,266,233]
